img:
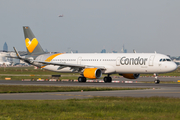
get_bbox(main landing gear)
[78,74,112,83]
[154,73,160,84]
[78,76,86,82]
[103,74,112,83]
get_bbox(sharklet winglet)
[13,47,22,59]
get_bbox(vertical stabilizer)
[23,26,45,55]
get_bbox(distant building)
[3,42,8,52]
[121,45,127,53]
[66,48,78,53]
[45,49,48,52]
[67,48,71,53]
[112,50,117,53]
[0,52,20,66]
[101,49,106,53]
[0,51,29,66]
[71,50,78,53]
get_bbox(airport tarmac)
[0,77,180,100]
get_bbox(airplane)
[59,14,63,17]
[0,62,11,66]
[13,26,177,84]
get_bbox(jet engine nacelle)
[120,74,140,79]
[83,68,102,79]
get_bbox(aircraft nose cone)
[170,62,177,71]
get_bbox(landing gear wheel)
[104,77,108,83]
[154,73,160,84]
[78,77,86,82]
[82,77,86,82]
[154,79,160,84]
[103,77,112,83]
[78,77,82,82]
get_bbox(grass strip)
[0,85,146,93]
[0,67,80,76]
[0,97,180,120]
[0,75,79,80]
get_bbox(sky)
[0,0,180,56]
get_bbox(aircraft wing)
[13,47,106,71]
[13,47,33,64]
[37,61,106,70]
[5,56,19,59]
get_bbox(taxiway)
[0,77,180,100]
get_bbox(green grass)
[0,67,81,80]
[0,97,180,120]
[0,66,79,75]
[0,75,79,81]
[0,85,146,93]
[0,66,58,75]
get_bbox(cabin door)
[77,57,82,64]
[116,57,121,66]
[149,55,155,66]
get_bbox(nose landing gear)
[154,73,160,84]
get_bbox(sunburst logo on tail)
[25,38,38,53]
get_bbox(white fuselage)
[35,53,177,74]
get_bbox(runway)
[0,77,180,100]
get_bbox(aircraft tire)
[108,77,112,83]
[82,77,86,82]
[103,77,108,83]
[78,77,86,82]
[78,77,83,82]
[104,77,112,83]
[154,79,160,84]
[157,79,160,84]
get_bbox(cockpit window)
[160,58,171,62]
[166,59,171,61]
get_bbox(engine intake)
[83,68,102,79]
[120,74,140,79]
